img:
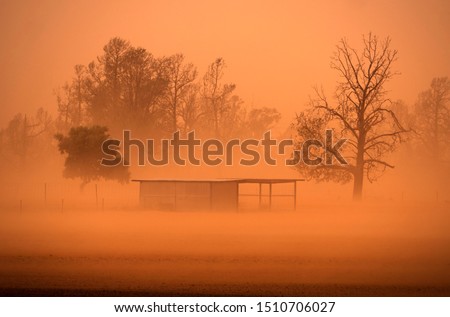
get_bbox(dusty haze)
[1,0,449,127]
[0,0,450,296]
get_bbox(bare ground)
[1,202,449,296]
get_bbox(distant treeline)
[0,36,449,198]
[0,37,282,174]
[54,37,281,139]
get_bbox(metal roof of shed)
[132,178,304,184]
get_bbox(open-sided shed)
[133,178,303,211]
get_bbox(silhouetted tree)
[122,47,169,131]
[294,33,408,200]
[201,58,238,138]
[55,65,89,132]
[164,54,197,131]
[3,108,52,164]
[414,77,450,163]
[55,126,129,187]
[56,39,282,142]
[58,38,170,136]
[243,107,281,138]
[179,83,202,134]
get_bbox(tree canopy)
[55,126,129,186]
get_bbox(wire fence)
[0,180,448,212]
[0,181,140,212]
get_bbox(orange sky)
[0,0,449,128]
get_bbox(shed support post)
[236,183,239,211]
[269,183,272,211]
[259,183,262,209]
[293,181,297,211]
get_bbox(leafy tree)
[57,38,170,136]
[55,126,129,187]
[56,39,282,143]
[294,34,408,200]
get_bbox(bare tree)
[414,77,450,163]
[243,107,281,138]
[201,58,236,138]
[164,54,197,132]
[3,108,52,164]
[55,65,88,132]
[294,33,408,200]
[179,83,202,134]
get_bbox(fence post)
[95,184,98,210]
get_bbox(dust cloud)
[1,197,450,295]
[1,0,450,296]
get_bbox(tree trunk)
[172,87,178,132]
[352,167,363,201]
[172,103,177,132]
[353,134,365,201]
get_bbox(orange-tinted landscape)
[0,0,449,296]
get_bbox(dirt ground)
[1,202,450,296]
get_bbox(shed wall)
[211,182,238,210]
[139,181,238,211]
[175,182,211,210]
[140,181,176,210]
